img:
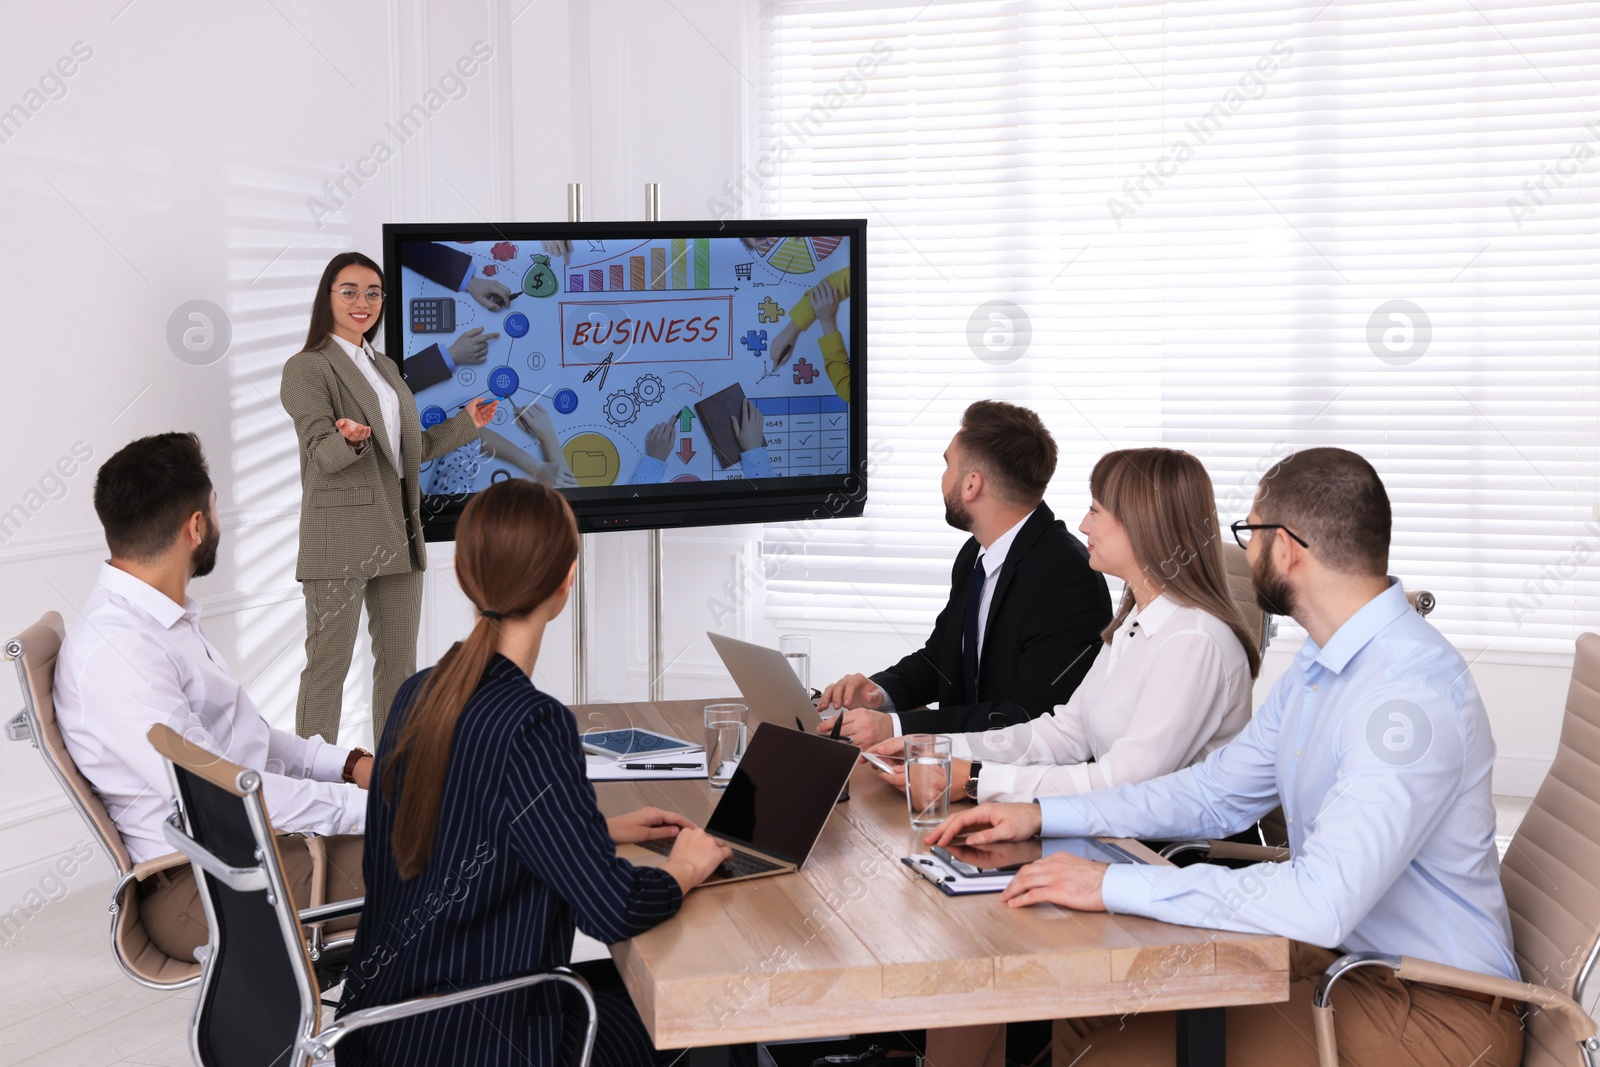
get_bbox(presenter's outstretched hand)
[998,853,1107,911]
[335,418,372,444]
[466,276,514,311]
[448,326,500,365]
[730,399,767,452]
[644,420,675,461]
[466,397,499,429]
[924,802,1042,848]
[662,827,735,894]
[818,673,886,712]
[608,806,696,846]
[817,708,893,749]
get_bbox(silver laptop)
[635,723,860,884]
[707,632,825,733]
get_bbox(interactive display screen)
[382,220,867,537]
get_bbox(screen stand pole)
[569,182,589,705]
[644,182,666,701]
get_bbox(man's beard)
[1252,538,1296,618]
[191,512,221,578]
[944,483,973,532]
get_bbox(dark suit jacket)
[872,503,1111,734]
[337,655,682,1067]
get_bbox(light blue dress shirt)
[1038,579,1518,980]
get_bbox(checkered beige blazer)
[280,338,480,581]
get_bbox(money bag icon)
[522,254,559,298]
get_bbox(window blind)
[756,0,1600,656]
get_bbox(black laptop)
[637,723,859,884]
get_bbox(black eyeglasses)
[1230,520,1309,550]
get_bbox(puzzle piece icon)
[740,329,768,356]
[793,358,819,385]
[757,297,785,323]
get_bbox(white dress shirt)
[1039,580,1518,980]
[330,332,402,477]
[948,595,1251,801]
[886,509,1033,735]
[54,564,366,863]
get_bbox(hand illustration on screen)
[769,319,801,371]
[809,279,843,333]
[447,327,500,365]
[466,276,514,311]
[541,240,573,259]
[644,420,675,461]
[515,402,561,454]
[731,398,767,452]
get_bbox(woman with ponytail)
[336,479,732,1067]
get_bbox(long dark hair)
[1090,448,1262,679]
[383,480,580,880]
[303,252,385,352]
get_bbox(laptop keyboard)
[636,838,784,880]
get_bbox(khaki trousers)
[138,834,365,964]
[1054,942,1524,1067]
[296,568,424,743]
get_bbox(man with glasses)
[928,446,1521,1067]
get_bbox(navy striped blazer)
[336,653,683,1066]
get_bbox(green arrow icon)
[679,407,696,433]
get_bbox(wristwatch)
[342,747,373,784]
[965,761,983,801]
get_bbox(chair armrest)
[298,898,364,925]
[132,851,191,882]
[1159,840,1290,864]
[302,966,597,1063]
[1397,956,1596,1043]
[1311,951,1599,1066]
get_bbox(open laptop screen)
[706,724,858,866]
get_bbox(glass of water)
[905,734,952,830]
[780,634,811,692]
[704,703,748,790]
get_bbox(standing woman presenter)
[282,252,495,743]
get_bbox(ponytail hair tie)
[480,609,503,621]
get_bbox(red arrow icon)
[676,438,696,463]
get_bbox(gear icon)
[634,373,665,406]
[604,390,639,428]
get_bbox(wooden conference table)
[582,700,1289,1065]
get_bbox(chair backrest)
[1219,543,1270,656]
[7,612,132,872]
[1501,632,1600,1067]
[148,724,321,1067]
[8,613,199,987]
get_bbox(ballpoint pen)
[619,763,699,771]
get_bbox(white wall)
[0,0,1575,912]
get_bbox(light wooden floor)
[0,799,1533,1067]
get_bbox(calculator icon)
[410,297,456,333]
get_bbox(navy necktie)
[963,557,987,705]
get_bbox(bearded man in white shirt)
[55,432,369,963]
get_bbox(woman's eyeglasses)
[332,287,385,305]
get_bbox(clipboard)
[694,382,749,469]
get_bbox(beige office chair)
[1314,631,1600,1067]
[1221,542,1272,657]
[5,611,200,988]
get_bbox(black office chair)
[146,723,598,1066]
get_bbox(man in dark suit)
[818,400,1111,748]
